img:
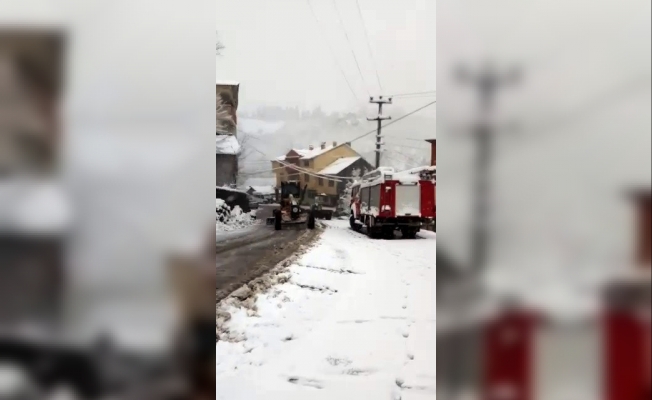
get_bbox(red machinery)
[349,167,435,239]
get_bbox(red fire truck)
[349,167,435,239]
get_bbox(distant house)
[216,81,240,187]
[246,185,276,201]
[271,141,373,207]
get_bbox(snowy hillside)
[237,106,434,174]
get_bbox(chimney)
[320,142,326,150]
[430,139,436,166]
[333,141,337,147]
[632,190,651,268]
[308,145,314,150]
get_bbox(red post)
[603,309,650,400]
[419,180,435,219]
[482,310,538,400]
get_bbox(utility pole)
[440,62,521,400]
[455,62,521,274]
[367,96,392,169]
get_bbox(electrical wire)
[278,159,363,181]
[384,136,434,142]
[349,99,436,143]
[305,0,363,106]
[355,0,382,93]
[390,90,436,98]
[330,0,371,97]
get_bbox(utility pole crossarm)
[367,116,392,121]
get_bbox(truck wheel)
[350,213,359,231]
[307,211,316,229]
[274,210,282,230]
[402,228,417,239]
[366,225,380,239]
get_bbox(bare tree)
[236,131,272,187]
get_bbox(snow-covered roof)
[216,80,240,86]
[318,156,360,175]
[216,185,247,195]
[396,165,435,176]
[276,143,345,161]
[216,134,241,155]
[238,119,285,136]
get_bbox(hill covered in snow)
[237,106,435,179]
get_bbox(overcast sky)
[216,0,436,115]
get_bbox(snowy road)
[216,224,317,302]
[216,220,436,400]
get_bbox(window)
[328,180,334,187]
[302,160,310,167]
[318,178,324,186]
[304,174,310,182]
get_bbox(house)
[0,29,64,174]
[246,185,276,202]
[216,81,240,187]
[271,141,373,207]
[426,138,436,166]
[216,81,239,133]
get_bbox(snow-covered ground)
[216,220,436,400]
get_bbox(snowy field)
[216,220,436,400]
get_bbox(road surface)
[216,205,321,302]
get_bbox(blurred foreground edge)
[0,25,215,399]
[437,189,651,400]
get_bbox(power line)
[390,90,436,98]
[392,93,437,100]
[331,0,371,97]
[278,159,365,181]
[355,0,382,93]
[384,136,433,142]
[350,99,436,143]
[305,0,362,106]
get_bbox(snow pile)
[216,134,241,155]
[216,220,436,400]
[216,199,258,232]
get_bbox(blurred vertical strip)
[0,26,67,325]
[1,1,216,398]
[437,0,650,398]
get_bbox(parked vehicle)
[349,167,435,239]
[311,194,334,220]
[266,181,316,230]
[247,194,262,210]
[216,186,250,213]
